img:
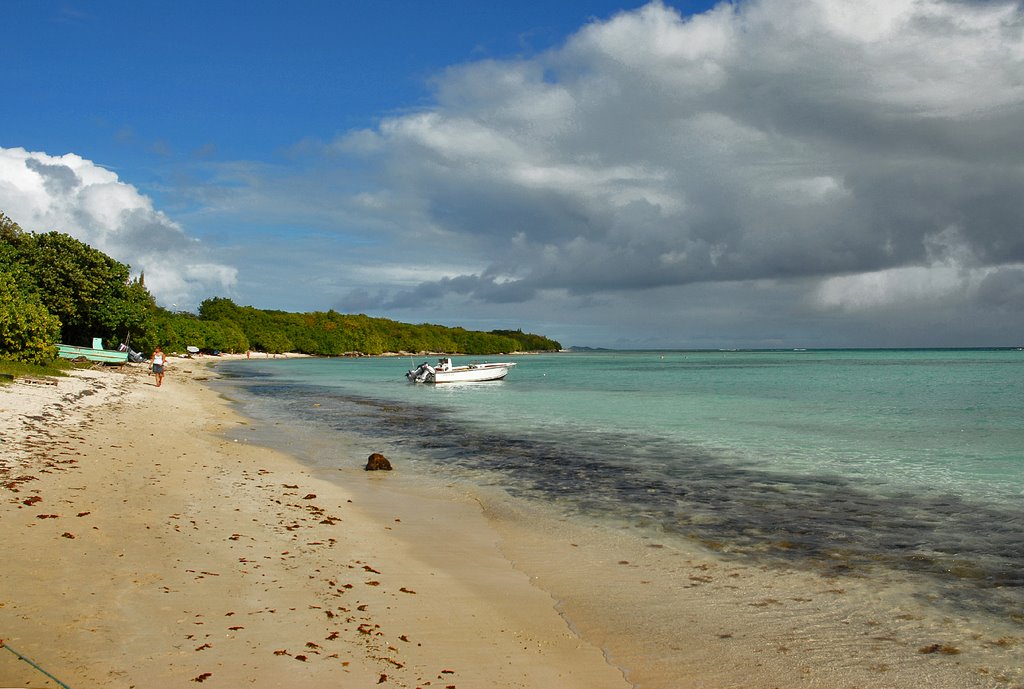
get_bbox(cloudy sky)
[3,0,1023,348]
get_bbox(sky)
[3,0,1024,349]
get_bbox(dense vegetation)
[1,212,150,364]
[192,298,559,356]
[0,212,560,362]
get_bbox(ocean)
[213,349,1023,685]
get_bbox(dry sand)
[0,356,629,689]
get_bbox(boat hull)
[56,343,129,364]
[407,360,516,383]
[432,364,513,383]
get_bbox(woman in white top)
[152,346,166,387]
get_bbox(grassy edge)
[0,358,77,385]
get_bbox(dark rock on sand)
[365,453,392,471]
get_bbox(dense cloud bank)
[332,0,1024,345]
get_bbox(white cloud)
[317,0,1024,346]
[815,262,987,311]
[815,224,1024,313]
[0,146,237,310]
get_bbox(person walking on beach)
[152,346,166,387]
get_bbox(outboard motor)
[406,362,435,383]
[119,342,145,363]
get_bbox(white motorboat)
[407,357,516,383]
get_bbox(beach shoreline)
[0,355,628,689]
[1,355,1020,689]
[211,355,1024,689]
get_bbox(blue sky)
[4,0,1024,348]
[9,2,703,189]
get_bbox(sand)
[2,356,1020,689]
[0,357,628,689]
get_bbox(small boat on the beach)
[407,357,516,384]
[56,337,129,365]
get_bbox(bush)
[0,272,61,365]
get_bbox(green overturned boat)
[56,337,130,365]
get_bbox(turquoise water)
[217,349,1024,620]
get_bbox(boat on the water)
[56,337,129,364]
[407,357,516,383]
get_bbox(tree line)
[0,212,561,364]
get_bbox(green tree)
[491,329,561,351]
[197,296,242,322]
[0,213,34,295]
[205,319,249,353]
[257,329,293,355]
[0,272,61,364]
[10,230,156,347]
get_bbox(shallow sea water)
[215,350,1024,687]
